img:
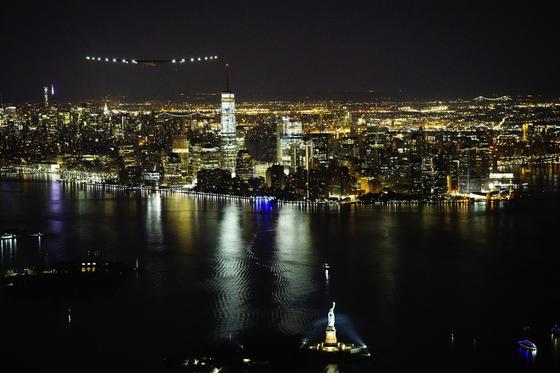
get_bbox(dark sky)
[1,0,559,102]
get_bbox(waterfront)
[1,178,560,372]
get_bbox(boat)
[30,232,48,237]
[1,233,17,240]
[322,263,330,271]
[517,340,537,351]
[552,325,560,337]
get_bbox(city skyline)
[2,93,558,202]
[2,2,560,371]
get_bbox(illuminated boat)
[517,340,537,351]
[1,233,17,240]
[322,263,330,271]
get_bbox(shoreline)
[0,169,517,207]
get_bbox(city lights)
[1,2,559,372]
[1,94,559,203]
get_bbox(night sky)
[1,0,559,102]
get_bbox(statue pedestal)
[305,303,371,359]
[324,326,338,345]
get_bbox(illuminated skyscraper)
[421,155,435,197]
[522,123,530,142]
[459,148,481,193]
[343,109,357,136]
[220,64,237,174]
[43,86,49,108]
[235,150,253,181]
[171,135,190,178]
[310,133,329,167]
[276,116,305,169]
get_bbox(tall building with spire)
[43,86,49,108]
[220,64,237,174]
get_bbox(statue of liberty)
[327,302,336,329]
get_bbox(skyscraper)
[522,123,530,142]
[344,109,357,136]
[43,86,49,108]
[309,133,329,167]
[276,116,305,169]
[235,150,253,181]
[171,135,190,178]
[220,64,237,174]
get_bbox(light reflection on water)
[274,208,317,335]
[213,204,249,337]
[1,178,560,371]
[208,205,321,338]
[324,364,340,373]
[146,195,164,251]
[0,238,16,267]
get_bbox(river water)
[0,174,559,372]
